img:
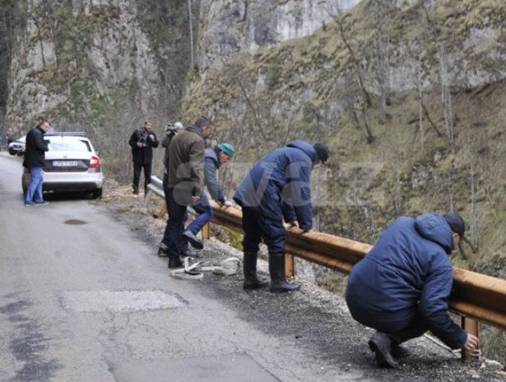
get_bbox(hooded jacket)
[346,213,467,349]
[234,140,317,231]
[167,124,205,204]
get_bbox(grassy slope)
[183,0,506,362]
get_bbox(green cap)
[217,143,235,157]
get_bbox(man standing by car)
[23,118,50,206]
[233,141,329,293]
[182,143,235,250]
[345,212,480,369]
[159,117,210,268]
[129,120,159,196]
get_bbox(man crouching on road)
[346,213,479,368]
[233,141,329,293]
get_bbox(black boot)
[368,331,400,369]
[269,253,300,293]
[243,252,269,290]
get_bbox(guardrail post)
[202,223,211,240]
[461,316,480,359]
[285,253,295,278]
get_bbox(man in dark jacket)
[183,143,235,250]
[159,117,211,268]
[234,140,329,293]
[129,120,159,195]
[157,122,184,257]
[23,118,50,206]
[346,213,480,368]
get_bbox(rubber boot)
[243,252,269,290]
[269,253,300,293]
[368,331,400,369]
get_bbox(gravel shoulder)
[100,180,506,382]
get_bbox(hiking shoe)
[158,243,169,257]
[368,331,400,369]
[183,230,204,250]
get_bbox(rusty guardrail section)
[148,176,506,334]
[210,201,506,333]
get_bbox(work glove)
[220,200,233,208]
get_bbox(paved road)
[0,153,502,382]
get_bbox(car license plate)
[53,160,80,167]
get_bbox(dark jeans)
[346,297,428,344]
[241,206,286,255]
[133,161,152,192]
[162,187,188,256]
[186,193,213,235]
[163,172,170,213]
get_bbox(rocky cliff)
[0,0,195,177]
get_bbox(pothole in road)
[64,219,87,225]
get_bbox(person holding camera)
[129,120,159,195]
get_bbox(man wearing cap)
[234,140,329,293]
[183,143,235,249]
[345,212,480,368]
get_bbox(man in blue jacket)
[183,143,235,250]
[346,213,480,368]
[234,141,329,293]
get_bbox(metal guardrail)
[148,176,506,336]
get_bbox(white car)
[8,136,25,156]
[22,132,103,198]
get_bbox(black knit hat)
[314,143,329,163]
[443,213,477,256]
[443,213,465,237]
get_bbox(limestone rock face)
[197,0,361,71]
[1,0,191,143]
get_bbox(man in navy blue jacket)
[346,213,480,368]
[234,141,329,293]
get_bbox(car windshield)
[47,138,91,152]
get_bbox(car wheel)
[91,188,102,199]
[8,148,15,155]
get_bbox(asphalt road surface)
[0,153,502,382]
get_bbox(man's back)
[167,128,205,195]
[347,214,454,319]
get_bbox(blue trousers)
[186,193,213,235]
[25,167,44,204]
[241,207,286,255]
[346,294,428,345]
